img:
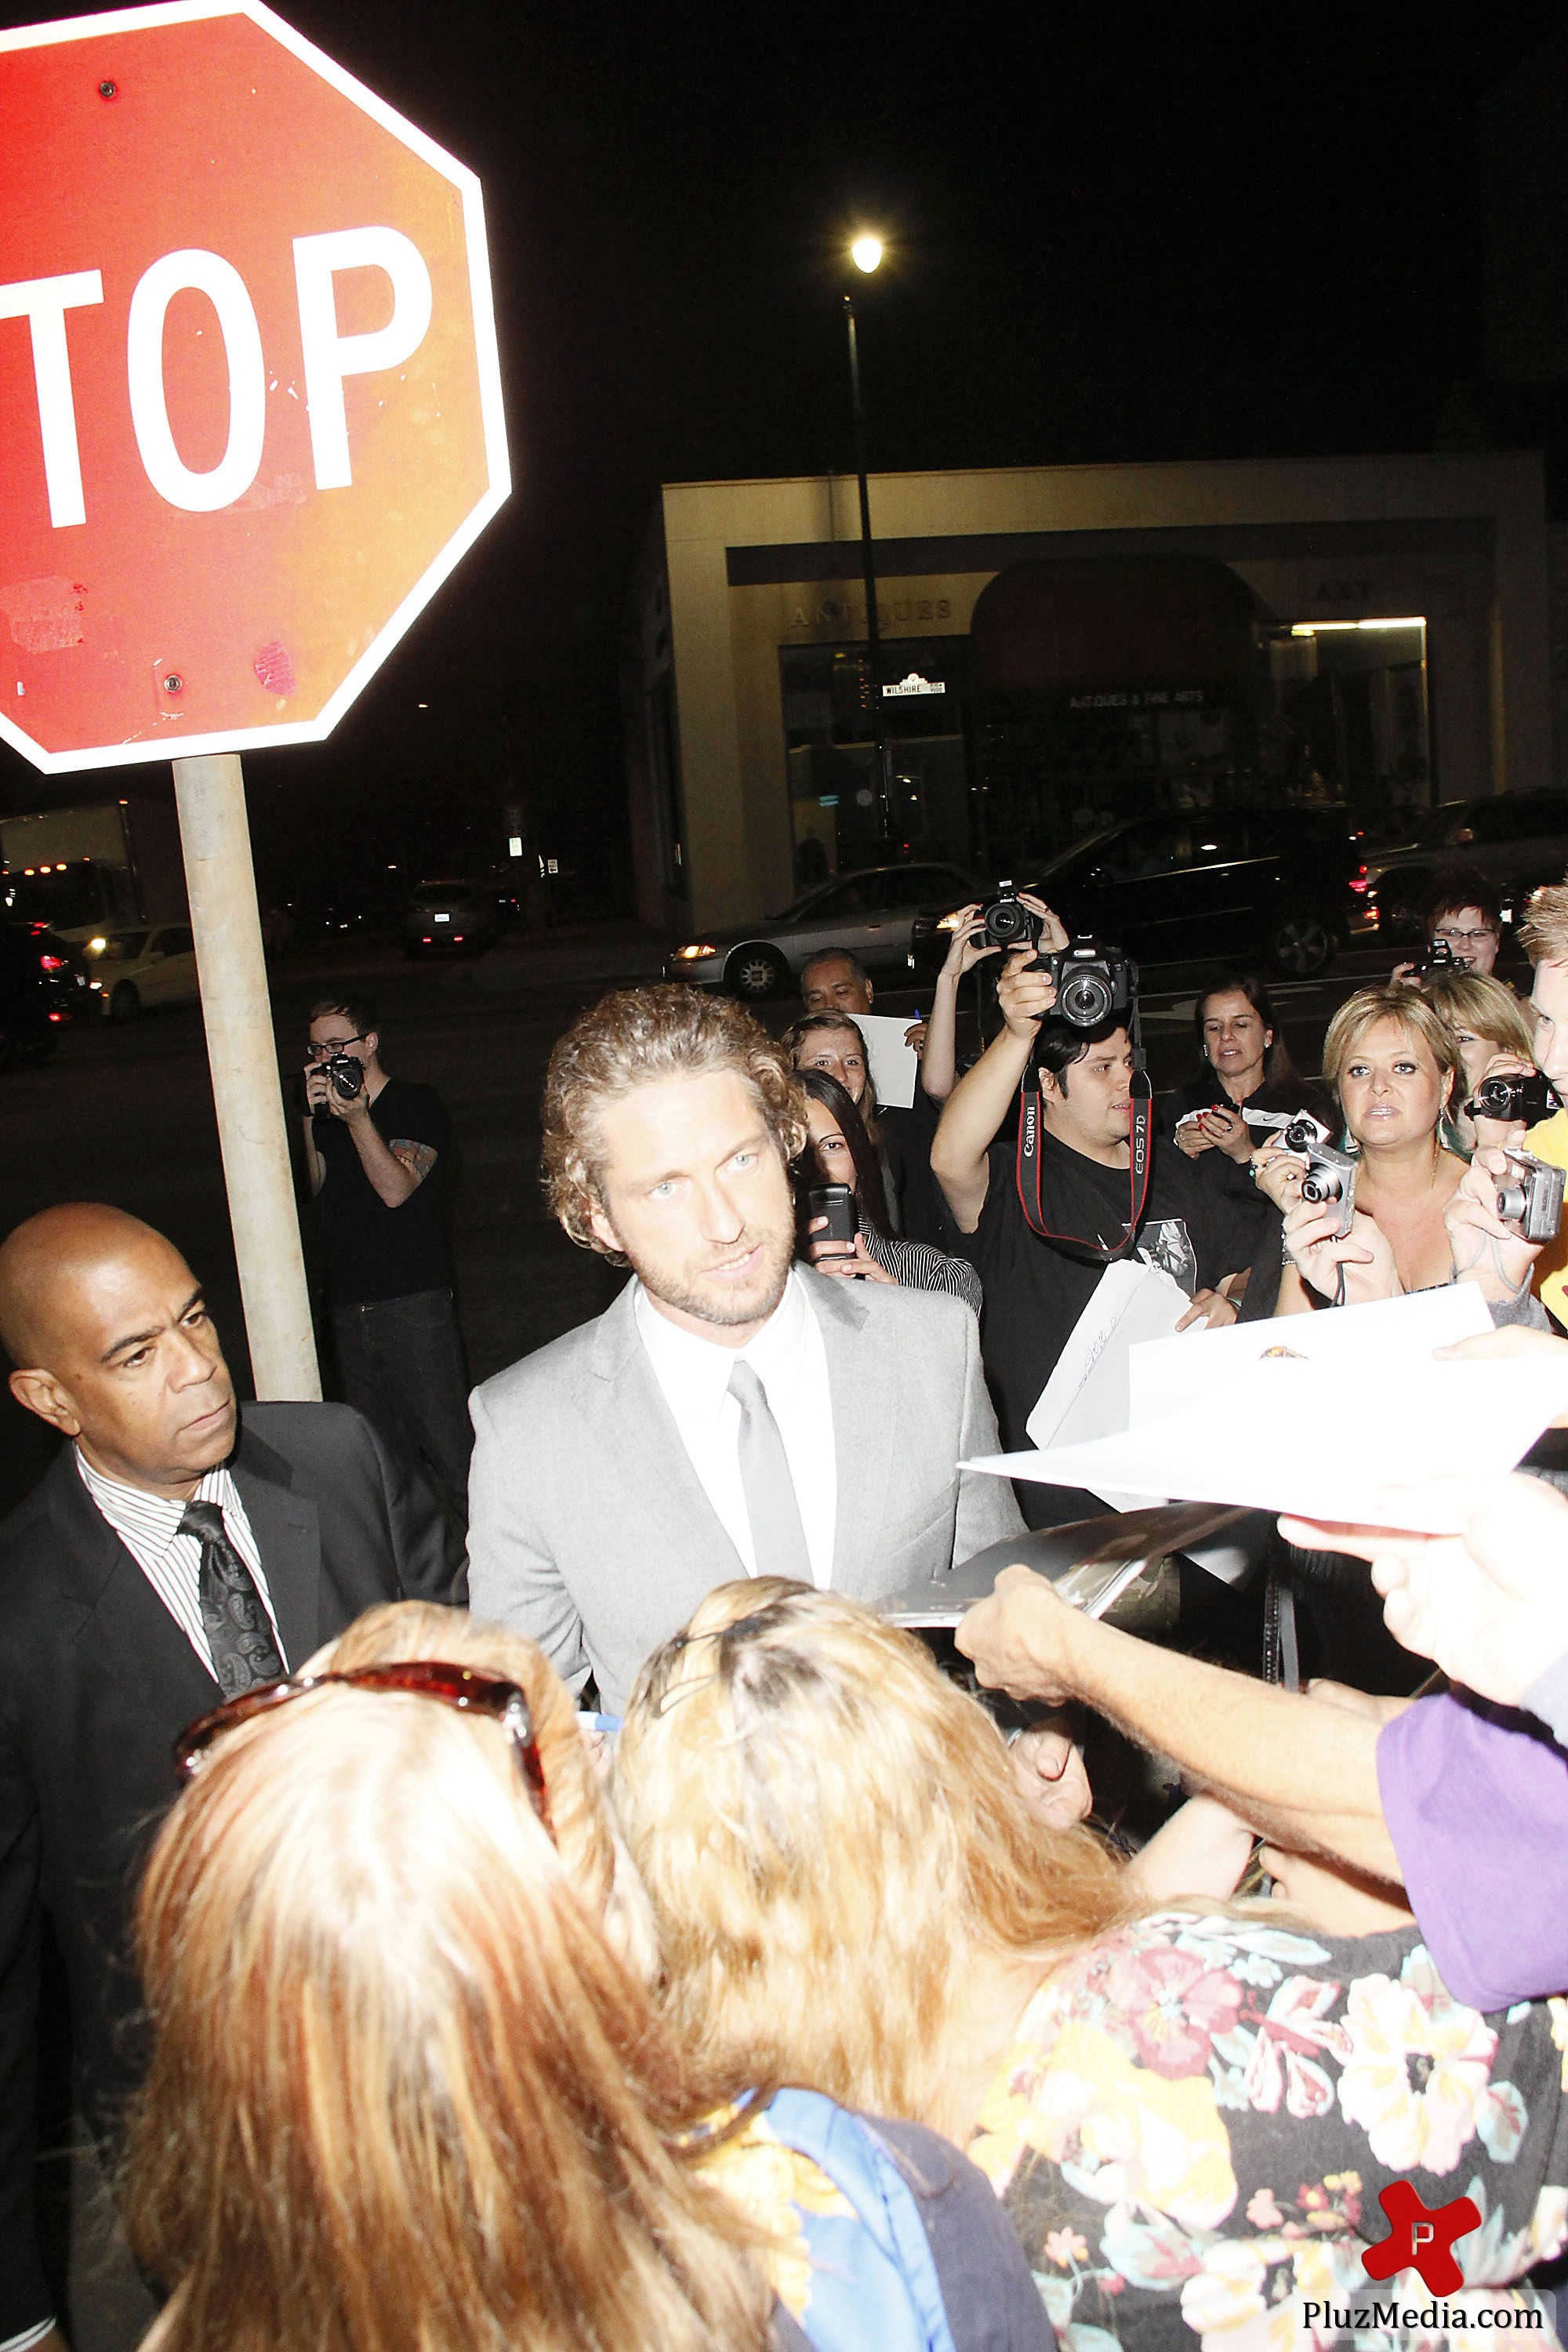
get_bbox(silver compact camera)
[1247,1109,1357,1238]
[1495,1149,1566,1243]
[1298,1140,1358,1238]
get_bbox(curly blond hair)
[541,986,808,1256]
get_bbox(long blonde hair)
[613,1580,1130,2125]
[125,1604,774,2352]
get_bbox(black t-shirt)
[313,1075,452,1305]
[956,1120,1255,1528]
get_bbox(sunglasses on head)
[174,1661,550,1829]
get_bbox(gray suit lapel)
[585,1282,746,1581]
[231,1451,323,1672]
[808,1272,895,1592]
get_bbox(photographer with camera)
[1391,865,1506,988]
[1255,987,1467,1313]
[301,996,472,1536]
[931,900,1253,1527]
[1432,882,1568,1326]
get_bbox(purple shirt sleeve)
[1377,1690,1568,2011]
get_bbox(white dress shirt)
[633,1269,837,1588]
[75,1450,288,1679]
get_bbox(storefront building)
[623,452,1552,932]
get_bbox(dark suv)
[0,923,93,1069]
[909,808,1370,982]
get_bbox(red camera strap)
[1014,1065,1155,1262]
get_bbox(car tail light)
[422,935,433,943]
[453,933,464,942]
[48,1009,65,1023]
[38,953,66,970]
[1348,866,1370,894]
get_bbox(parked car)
[85,921,200,1021]
[1366,793,1568,935]
[909,808,1372,983]
[401,878,510,957]
[666,861,991,1000]
[0,922,93,1068]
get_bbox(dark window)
[158,927,194,954]
[1097,818,1194,880]
[809,879,873,919]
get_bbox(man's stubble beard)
[633,1217,796,1330]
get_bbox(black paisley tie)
[179,1499,284,1698]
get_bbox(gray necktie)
[727,1359,812,1584]
[180,1499,285,1698]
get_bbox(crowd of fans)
[5,858,1568,2352]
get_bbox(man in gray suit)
[467,986,1022,1711]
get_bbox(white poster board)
[1127,1286,1495,1427]
[963,1357,1568,1531]
[857,1012,921,1111]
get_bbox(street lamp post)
[844,233,891,846]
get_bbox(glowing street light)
[844,234,891,841]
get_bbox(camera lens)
[1301,1169,1343,1204]
[1497,1184,1527,1223]
[1058,972,1113,1026]
[988,899,1026,942]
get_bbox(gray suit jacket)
[466,1267,1023,1713]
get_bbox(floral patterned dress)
[965,1911,1568,2352]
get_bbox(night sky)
[1,0,1563,902]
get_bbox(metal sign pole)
[171,752,321,1399]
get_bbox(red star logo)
[1363,2181,1482,2296]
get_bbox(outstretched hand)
[1279,1471,1568,1708]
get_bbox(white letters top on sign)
[292,226,434,489]
[0,270,105,527]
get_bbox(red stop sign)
[0,0,510,772]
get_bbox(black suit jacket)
[0,1401,449,2336]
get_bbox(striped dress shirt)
[74,1450,288,1680]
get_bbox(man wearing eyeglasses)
[0,1203,448,2352]
[302,993,472,1545]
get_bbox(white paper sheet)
[961,1357,1568,1530]
[1127,1287,1495,1427]
[856,1012,921,1111]
[1025,1261,1192,1508]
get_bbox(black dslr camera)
[980,880,1042,956]
[319,1052,365,1103]
[1495,1149,1566,1243]
[1042,937,1138,1030]
[1465,1072,1562,1126]
[1404,937,1459,984]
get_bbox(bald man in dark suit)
[0,1204,449,2350]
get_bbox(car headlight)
[85,936,107,956]
[935,911,965,933]
[674,942,719,960]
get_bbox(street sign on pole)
[0,2,511,1400]
[0,0,509,770]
